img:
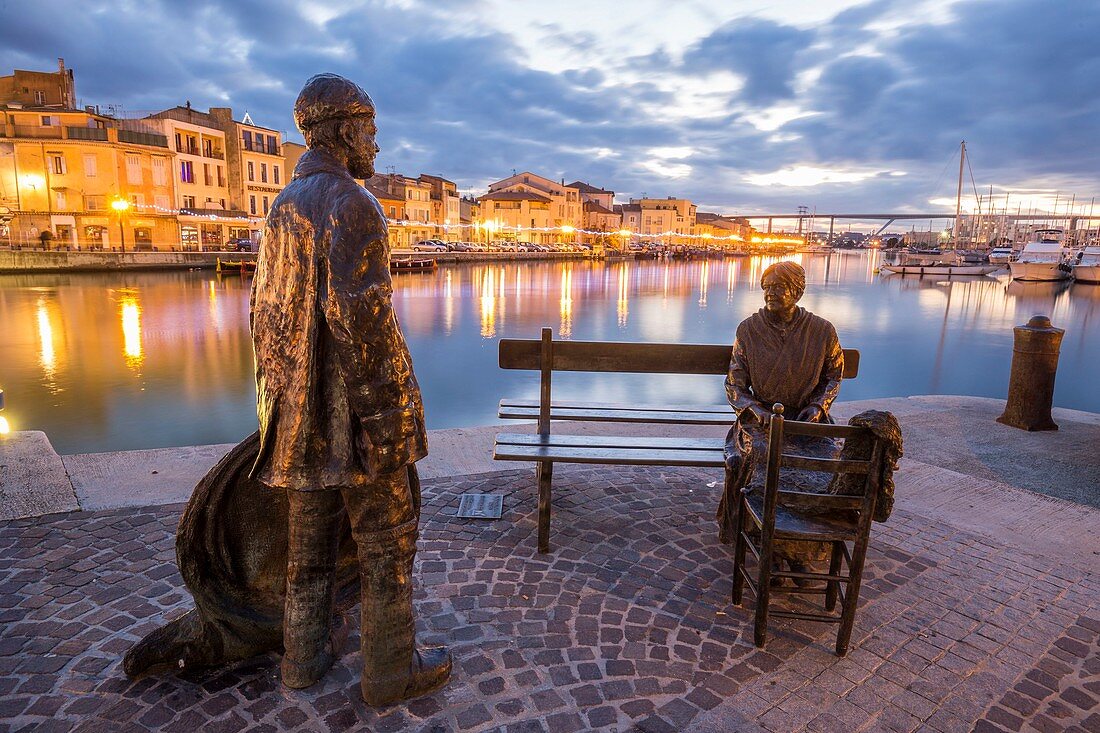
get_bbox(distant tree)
[885,237,899,247]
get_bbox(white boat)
[1072,245,1100,284]
[988,246,1015,265]
[1009,240,1072,281]
[879,248,1001,276]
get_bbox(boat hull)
[880,264,1001,276]
[1009,262,1070,281]
[1072,264,1100,284]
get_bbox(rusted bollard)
[997,315,1064,431]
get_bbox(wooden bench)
[493,327,860,552]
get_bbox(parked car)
[228,237,255,252]
[412,240,447,252]
[447,242,475,252]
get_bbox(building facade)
[367,173,433,247]
[0,105,177,249]
[486,172,582,242]
[418,174,460,241]
[211,108,286,232]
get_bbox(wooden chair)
[731,403,888,656]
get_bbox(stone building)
[418,174,461,242]
[485,172,582,242]
[367,173,433,247]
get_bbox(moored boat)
[879,249,1000,276]
[1071,245,1100,284]
[216,258,256,274]
[988,246,1015,265]
[390,258,436,272]
[1009,243,1071,281]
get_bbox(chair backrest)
[761,403,887,533]
[499,328,860,379]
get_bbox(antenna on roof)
[512,169,517,176]
[241,111,255,125]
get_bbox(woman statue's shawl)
[123,432,411,678]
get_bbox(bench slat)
[499,339,859,379]
[493,443,726,468]
[498,405,737,425]
[495,432,725,451]
[500,398,734,415]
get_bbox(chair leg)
[536,461,553,554]
[825,541,843,612]
[836,535,870,656]
[731,494,747,606]
[753,532,774,648]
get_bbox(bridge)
[733,212,1100,238]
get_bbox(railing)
[202,149,225,160]
[176,143,200,155]
[243,140,280,156]
[66,126,108,141]
[119,130,168,148]
[12,125,62,139]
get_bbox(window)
[388,206,395,217]
[154,195,170,211]
[242,130,253,151]
[41,115,60,127]
[86,195,103,211]
[126,154,142,184]
[249,195,257,215]
[260,163,268,183]
[273,166,280,185]
[216,165,224,187]
[54,191,66,209]
[247,161,254,182]
[180,160,194,183]
[34,90,46,105]
[182,195,196,209]
[50,154,66,174]
[152,158,167,186]
[262,196,269,215]
[130,194,145,207]
[174,132,182,151]
[83,154,97,177]
[266,135,277,154]
[203,163,212,186]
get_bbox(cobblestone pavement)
[0,466,1096,733]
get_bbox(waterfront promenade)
[1,395,1098,732]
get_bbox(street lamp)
[111,197,131,254]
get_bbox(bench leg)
[536,460,553,553]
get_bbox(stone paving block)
[0,465,1097,732]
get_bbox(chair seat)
[742,489,859,542]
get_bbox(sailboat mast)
[953,140,965,251]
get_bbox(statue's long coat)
[250,148,428,490]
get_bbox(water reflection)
[37,299,57,377]
[2,253,1099,454]
[119,293,143,367]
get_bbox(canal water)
[2,251,1097,455]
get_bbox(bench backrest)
[500,328,860,379]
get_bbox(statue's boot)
[357,520,452,706]
[281,491,347,689]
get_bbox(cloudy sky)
[3,0,1099,224]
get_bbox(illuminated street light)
[111,197,131,254]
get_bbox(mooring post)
[997,315,1064,431]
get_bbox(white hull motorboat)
[1009,261,1071,281]
[1072,246,1100,284]
[1009,238,1071,281]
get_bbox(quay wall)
[0,250,255,273]
[0,249,590,273]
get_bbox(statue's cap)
[294,74,375,132]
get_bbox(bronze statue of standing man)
[250,73,450,704]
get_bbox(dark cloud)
[1,0,1097,218]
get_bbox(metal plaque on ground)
[457,494,504,519]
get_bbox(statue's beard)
[348,154,375,179]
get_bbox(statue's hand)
[739,404,770,425]
[797,405,824,422]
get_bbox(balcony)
[176,143,200,155]
[66,126,108,141]
[12,125,62,139]
[119,130,168,148]
[202,149,225,160]
[243,140,280,156]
